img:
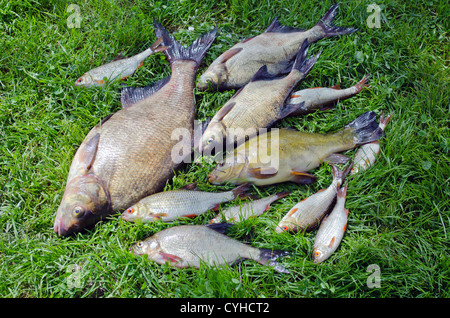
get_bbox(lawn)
[0,0,448,299]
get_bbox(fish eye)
[207,137,214,144]
[127,207,134,214]
[219,162,225,167]
[314,251,321,258]
[77,78,82,83]
[282,226,289,232]
[72,206,85,218]
[137,241,144,248]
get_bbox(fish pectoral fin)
[181,214,199,219]
[328,237,336,248]
[250,65,279,82]
[220,47,243,63]
[290,170,317,184]
[79,133,100,173]
[280,101,307,118]
[159,252,182,264]
[179,183,199,191]
[216,102,236,121]
[247,166,278,179]
[325,153,351,165]
[152,213,169,220]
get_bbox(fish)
[53,20,217,236]
[208,111,383,186]
[74,37,168,87]
[130,223,290,273]
[350,112,392,175]
[200,40,320,155]
[312,182,349,263]
[210,191,290,224]
[121,182,251,223]
[275,164,350,233]
[197,3,357,91]
[286,76,369,116]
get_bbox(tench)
[121,183,250,223]
[350,112,392,175]
[312,182,349,263]
[208,111,382,186]
[200,40,320,155]
[53,20,217,236]
[74,37,168,87]
[197,3,357,90]
[286,76,369,116]
[275,164,350,233]
[130,223,290,273]
[210,191,290,224]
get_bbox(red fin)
[220,47,243,63]
[121,75,129,80]
[182,214,199,219]
[95,79,105,85]
[331,84,341,90]
[153,213,169,219]
[328,237,335,248]
[290,94,301,98]
[287,207,298,216]
[343,222,347,233]
[264,205,271,212]
[179,183,198,191]
[138,61,144,68]
[159,252,181,264]
[345,208,349,216]
[210,204,221,212]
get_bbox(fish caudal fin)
[337,181,348,198]
[317,3,358,38]
[331,163,353,186]
[291,40,321,78]
[346,111,383,146]
[258,249,290,274]
[153,18,217,67]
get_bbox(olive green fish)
[54,20,217,236]
[75,37,168,87]
[121,183,250,223]
[208,111,382,186]
[197,3,357,91]
[200,40,320,155]
[131,223,290,273]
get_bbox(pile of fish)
[54,4,392,272]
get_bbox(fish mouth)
[54,217,74,237]
[207,172,217,183]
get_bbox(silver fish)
[350,112,392,175]
[312,182,349,263]
[75,37,168,87]
[197,4,357,90]
[276,165,350,233]
[210,191,290,224]
[200,40,320,155]
[122,183,250,223]
[131,223,290,273]
[286,76,369,116]
[53,20,217,236]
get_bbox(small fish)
[200,40,320,155]
[130,223,290,273]
[276,165,350,233]
[210,191,290,224]
[74,37,168,87]
[122,183,250,223]
[208,111,383,187]
[286,76,369,116]
[350,113,392,175]
[54,20,217,236]
[312,182,349,263]
[197,3,357,90]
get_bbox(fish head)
[53,175,111,236]
[74,74,95,87]
[130,238,160,257]
[275,217,299,234]
[121,203,147,222]
[208,153,247,185]
[201,122,226,155]
[197,64,228,90]
[312,246,328,263]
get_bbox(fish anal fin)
[325,153,351,165]
[180,183,198,191]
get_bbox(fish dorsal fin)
[120,76,170,108]
[80,133,100,173]
[179,183,198,191]
[250,65,279,82]
[220,47,243,63]
[216,102,236,121]
[264,17,305,33]
[205,222,235,235]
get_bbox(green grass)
[0,0,448,298]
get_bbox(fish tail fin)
[291,40,321,78]
[275,191,291,200]
[258,249,290,274]
[316,3,358,39]
[231,182,252,198]
[331,163,353,186]
[336,181,348,198]
[346,111,383,146]
[379,112,393,130]
[153,18,217,66]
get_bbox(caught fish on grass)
[74,37,168,87]
[312,182,349,263]
[200,40,321,155]
[197,3,357,91]
[210,191,290,224]
[287,76,369,116]
[130,223,291,273]
[350,112,392,175]
[208,111,383,186]
[54,20,217,236]
[122,183,251,223]
[276,164,351,233]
